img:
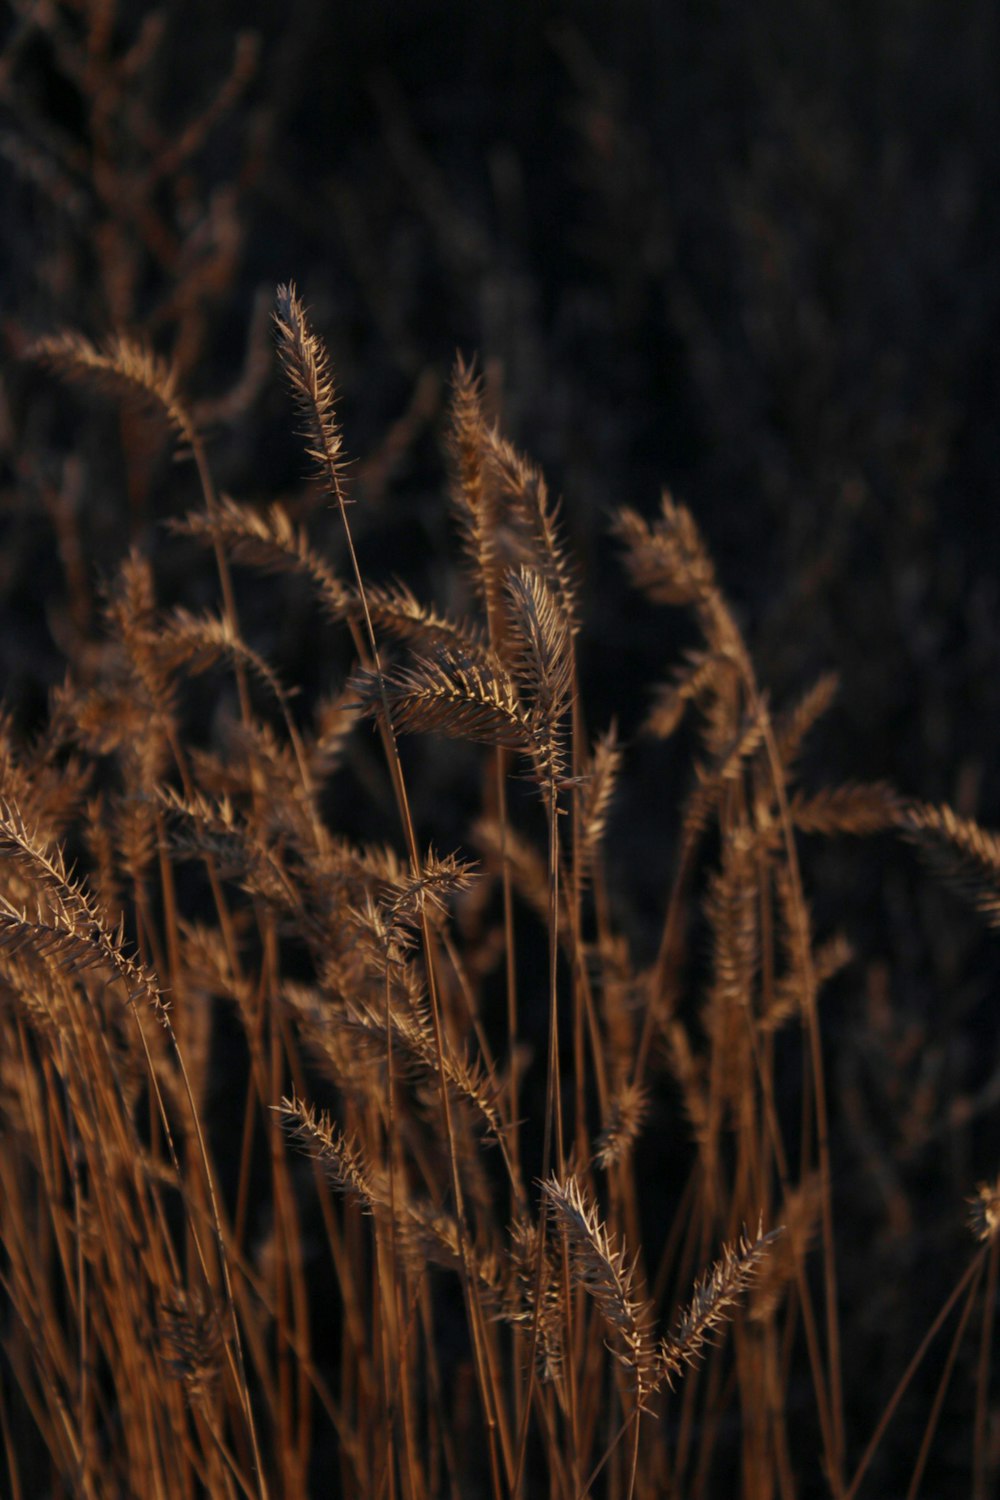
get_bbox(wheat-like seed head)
[901,801,1000,929]
[791,781,903,836]
[659,1224,781,1387]
[277,1095,386,1213]
[350,647,533,751]
[593,1082,649,1169]
[157,1288,225,1402]
[30,330,197,450]
[274,282,347,496]
[447,356,504,618]
[969,1177,1000,1242]
[172,494,350,617]
[543,1173,657,1401]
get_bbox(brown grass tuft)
[4,281,990,1500]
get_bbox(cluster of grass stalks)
[2,284,999,1500]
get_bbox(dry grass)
[2,284,1000,1500]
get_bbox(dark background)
[3,2,1000,1490]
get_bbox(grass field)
[2,5,999,1496]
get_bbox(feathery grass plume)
[342,992,504,1143]
[692,666,746,765]
[613,491,745,667]
[613,492,716,607]
[762,931,853,1033]
[277,1095,386,1213]
[644,649,740,740]
[679,707,769,852]
[0,922,79,1037]
[503,564,574,789]
[83,792,121,918]
[482,426,580,636]
[577,722,622,880]
[38,752,93,834]
[279,981,381,1101]
[157,1288,225,1402]
[658,1224,781,1387]
[99,550,179,770]
[0,902,161,1016]
[773,671,840,774]
[0,797,162,1011]
[191,716,310,830]
[310,689,361,782]
[502,1216,565,1382]
[594,1081,649,1169]
[51,673,156,760]
[703,830,759,1112]
[0,714,90,845]
[115,791,158,896]
[15,256,991,1494]
[715,699,770,785]
[663,1018,711,1151]
[297,837,412,950]
[344,893,422,987]
[790,780,903,836]
[596,930,643,1076]
[749,1179,822,1322]
[0,902,105,976]
[705,830,759,1013]
[30,330,197,452]
[176,919,254,1010]
[398,1198,501,1287]
[273,282,346,495]
[156,785,298,906]
[172,495,350,617]
[397,1198,466,1273]
[542,1173,656,1402]
[772,857,816,1018]
[447,356,502,618]
[350,646,533,751]
[504,566,573,717]
[155,605,287,703]
[969,1177,1000,1242]
[380,848,478,927]
[361,578,485,655]
[901,802,1000,929]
